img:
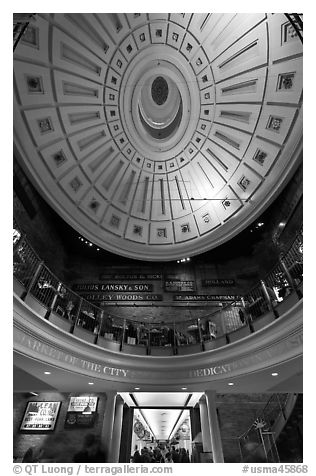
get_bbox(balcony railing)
[13,220,303,356]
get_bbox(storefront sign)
[80,293,163,302]
[202,279,236,287]
[20,401,61,431]
[67,396,98,412]
[173,294,240,302]
[164,280,195,292]
[99,273,162,280]
[95,293,163,302]
[73,283,154,292]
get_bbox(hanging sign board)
[20,401,61,431]
[164,280,195,292]
[73,283,154,292]
[99,273,162,280]
[67,396,98,413]
[173,295,240,302]
[93,294,163,302]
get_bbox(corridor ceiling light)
[228,382,234,386]
[271,372,279,376]
[44,371,51,375]
[134,387,140,390]
[88,382,94,385]
[181,387,187,390]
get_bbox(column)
[199,396,212,453]
[110,395,125,462]
[189,406,201,442]
[205,390,224,463]
[119,406,134,463]
[101,391,117,462]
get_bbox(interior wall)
[64,259,258,323]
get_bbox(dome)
[13,13,302,260]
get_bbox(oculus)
[151,76,169,106]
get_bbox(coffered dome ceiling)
[13,13,303,260]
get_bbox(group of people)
[132,445,191,463]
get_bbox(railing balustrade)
[14,236,41,292]
[244,283,268,323]
[13,221,303,356]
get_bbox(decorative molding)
[13,13,303,260]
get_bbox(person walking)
[132,445,141,463]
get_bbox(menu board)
[20,401,61,431]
